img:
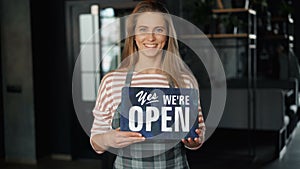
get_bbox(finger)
[184,138,192,145]
[183,138,194,146]
[118,136,145,143]
[198,115,203,122]
[195,129,201,135]
[115,129,143,137]
[116,141,133,148]
[118,131,143,137]
[116,137,145,147]
[187,137,197,145]
[181,139,187,144]
[132,137,146,143]
[124,137,145,145]
[117,138,145,148]
[194,137,200,143]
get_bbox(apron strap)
[124,66,135,87]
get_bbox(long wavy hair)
[119,0,199,89]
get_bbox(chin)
[141,48,162,57]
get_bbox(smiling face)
[134,12,168,58]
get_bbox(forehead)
[135,12,166,27]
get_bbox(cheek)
[134,36,144,48]
[159,36,167,47]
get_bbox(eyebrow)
[136,25,166,29]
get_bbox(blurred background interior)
[1,0,300,169]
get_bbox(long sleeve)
[90,77,113,153]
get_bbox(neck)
[135,53,163,72]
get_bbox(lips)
[144,44,158,48]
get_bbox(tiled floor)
[1,125,299,169]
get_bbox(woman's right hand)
[92,128,145,151]
[103,128,145,148]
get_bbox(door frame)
[65,0,138,160]
[0,8,4,158]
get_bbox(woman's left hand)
[181,128,203,148]
[182,113,205,149]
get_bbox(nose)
[146,32,156,41]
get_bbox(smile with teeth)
[144,44,158,48]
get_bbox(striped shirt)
[91,71,205,169]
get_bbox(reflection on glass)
[78,6,121,101]
[78,7,100,101]
[100,7,120,75]
[81,73,96,101]
[79,14,99,43]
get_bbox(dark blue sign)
[120,87,199,140]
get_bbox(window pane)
[101,18,120,45]
[81,73,97,101]
[100,10,120,75]
[102,45,119,73]
[79,14,93,42]
[93,15,100,43]
[80,44,100,72]
[80,44,96,71]
[95,72,100,91]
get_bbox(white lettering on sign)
[128,106,190,132]
[161,107,172,132]
[163,95,190,105]
[174,107,189,132]
[146,107,159,131]
[136,90,159,105]
[128,106,143,131]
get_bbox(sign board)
[120,87,199,140]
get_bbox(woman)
[90,1,205,168]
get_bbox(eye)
[138,27,147,33]
[155,27,165,34]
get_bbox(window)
[79,5,121,101]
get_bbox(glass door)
[65,0,137,159]
[78,5,121,102]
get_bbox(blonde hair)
[119,0,198,89]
